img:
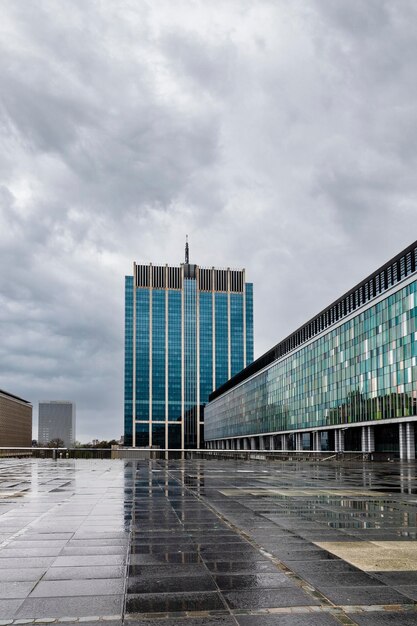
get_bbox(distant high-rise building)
[124,241,254,449]
[38,401,76,447]
[0,389,32,446]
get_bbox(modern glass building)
[124,243,253,449]
[205,241,417,460]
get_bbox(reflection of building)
[124,241,254,449]
[0,389,32,446]
[38,401,76,447]
[205,241,417,460]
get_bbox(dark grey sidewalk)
[0,458,417,625]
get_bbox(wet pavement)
[0,458,417,624]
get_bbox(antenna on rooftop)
[185,235,189,264]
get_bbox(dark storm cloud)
[1,0,417,439]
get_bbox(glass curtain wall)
[206,281,417,441]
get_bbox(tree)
[47,438,64,448]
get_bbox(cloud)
[1,0,417,440]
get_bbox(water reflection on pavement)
[0,458,417,625]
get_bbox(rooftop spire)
[185,235,189,264]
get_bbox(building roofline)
[0,389,32,405]
[132,262,247,273]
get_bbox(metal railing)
[0,447,396,462]
[0,447,113,459]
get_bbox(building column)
[236,439,241,450]
[335,430,345,453]
[259,436,265,450]
[295,433,302,452]
[269,435,275,451]
[314,431,321,451]
[250,437,256,450]
[361,426,367,452]
[243,438,249,450]
[281,434,288,451]
[399,423,406,460]
[367,426,375,453]
[406,423,415,461]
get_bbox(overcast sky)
[1,1,417,442]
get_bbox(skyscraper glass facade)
[205,242,417,459]
[124,260,253,449]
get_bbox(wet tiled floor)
[0,459,417,624]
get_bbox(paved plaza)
[0,458,417,625]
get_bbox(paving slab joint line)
[333,616,360,626]
[341,604,417,613]
[6,616,123,625]
[121,512,133,623]
[125,609,231,620]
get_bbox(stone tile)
[73,532,128,540]
[346,614,417,626]
[301,572,384,587]
[66,539,127,547]
[0,583,34,599]
[373,571,417,585]
[126,618,235,626]
[30,579,124,597]
[52,555,125,567]
[129,552,201,565]
[127,574,216,593]
[0,558,55,569]
[0,547,63,558]
[319,585,411,605]
[236,615,341,626]
[15,595,123,618]
[0,569,46,582]
[44,566,125,580]
[126,591,225,613]
[223,588,319,609]
[9,535,68,550]
[0,599,25,619]
[315,540,417,571]
[128,563,208,578]
[20,534,73,541]
[213,573,296,590]
[60,546,125,556]
[392,585,417,600]
[49,622,121,626]
[204,560,279,574]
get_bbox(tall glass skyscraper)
[124,244,253,449]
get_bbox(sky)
[1,1,417,442]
